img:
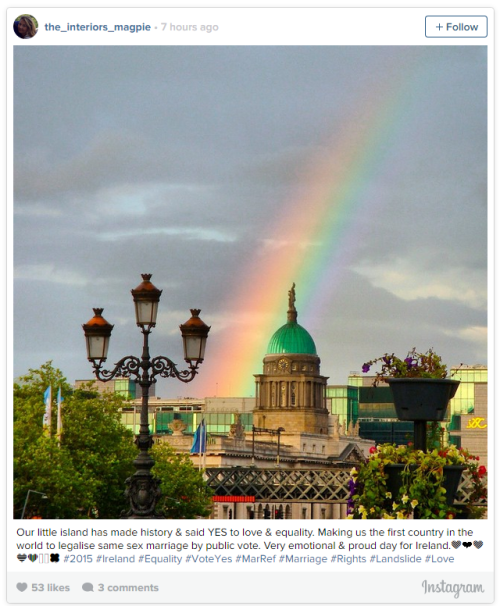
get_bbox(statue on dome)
[288,283,296,311]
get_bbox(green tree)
[14,362,136,519]
[151,442,213,518]
[60,385,137,518]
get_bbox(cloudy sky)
[14,46,487,397]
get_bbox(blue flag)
[191,419,206,454]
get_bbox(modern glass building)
[327,366,487,447]
[120,398,253,438]
[327,385,359,428]
[449,365,488,416]
[74,377,141,399]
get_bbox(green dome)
[267,321,317,355]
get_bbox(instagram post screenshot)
[6,5,494,605]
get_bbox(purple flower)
[404,357,415,369]
[383,356,392,364]
[362,363,371,373]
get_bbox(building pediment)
[338,443,366,464]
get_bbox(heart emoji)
[28,554,37,562]
[451,541,461,549]
[474,541,483,549]
[463,541,472,548]
[17,554,27,562]
[17,583,28,592]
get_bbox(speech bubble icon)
[82,583,94,592]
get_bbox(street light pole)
[252,426,285,467]
[83,274,210,519]
[21,490,48,519]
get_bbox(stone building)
[253,283,329,435]
[158,284,373,519]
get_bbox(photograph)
[13,45,487,520]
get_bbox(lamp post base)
[122,446,164,519]
[122,471,164,519]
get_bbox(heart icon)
[28,554,38,562]
[17,554,27,562]
[474,541,483,549]
[451,541,461,549]
[17,583,28,592]
[463,541,472,548]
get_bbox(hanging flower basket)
[348,444,485,520]
[385,464,417,499]
[386,378,460,421]
[385,463,464,507]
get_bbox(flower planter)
[385,463,464,507]
[385,464,417,498]
[441,465,465,506]
[386,378,460,421]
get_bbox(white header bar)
[8,8,493,46]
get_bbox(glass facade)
[327,385,359,427]
[121,409,253,437]
[449,366,488,416]
[114,379,136,399]
[347,375,363,388]
[121,410,155,434]
[359,420,414,444]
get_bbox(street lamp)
[21,490,48,519]
[82,274,210,518]
[251,426,285,467]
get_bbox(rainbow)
[195,53,431,397]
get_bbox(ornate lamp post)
[82,274,210,518]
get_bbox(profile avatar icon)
[14,15,38,39]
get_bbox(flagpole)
[191,418,206,470]
[202,419,206,470]
[56,388,63,445]
[198,419,203,471]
